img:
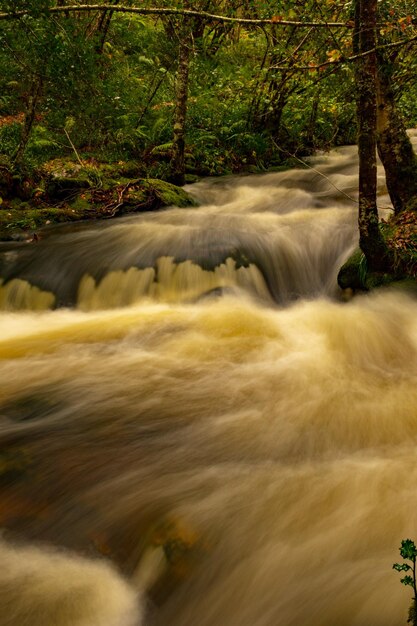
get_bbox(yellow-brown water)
[1,143,417,626]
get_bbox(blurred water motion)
[0,147,415,626]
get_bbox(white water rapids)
[1,139,417,626]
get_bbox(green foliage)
[394,564,413,573]
[0,0,415,179]
[400,539,417,561]
[393,539,417,626]
[382,212,417,277]
[0,123,21,156]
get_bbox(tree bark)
[355,0,387,271]
[170,31,191,186]
[376,57,417,214]
[13,77,43,166]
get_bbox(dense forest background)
[0,0,416,180]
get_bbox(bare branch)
[270,33,417,72]
[0,4,352,28]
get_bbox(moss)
[0,158,197,240]
[117,161,143,178]
[70,196,92,213]
[338,248,404,291]
[0,204,95,240]
[338,246,405,291]
[363,270,397,290]
[123,188,148,208]
[46,175,92,201]
[337,249,367,290]
[338,211,417,292]
[185,174,199,184]
[406,197,417,213]
[139,178,196,208]
[384,210,417,277]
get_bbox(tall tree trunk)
[13,76,43,166]
[170,32,191,186]
[355,0,387,271]
[305,87,321,149]
[376,58,417,214]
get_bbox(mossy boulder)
[40,156,196,206]
[88,178,196,213]
[43,161,93,201]
[0,157,197,240]
[338,249,367,290]
[137,179,196,209]
[116,161,143,178]
[46,176,92,201]
[338,247,401,292]
[0,203,97,240]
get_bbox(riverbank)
[0,157,197,241]
[338,210,417,291]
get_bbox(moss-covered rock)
[0,173,197,240]
[363,270,397,290]
[337,249,367,290]
[42,159,106,200]
[338,247,407,292]
[138,178,196,208]
[46,175,92,201]
[337,247,398,291]
[0,153,198,239]
[0,204,97,240]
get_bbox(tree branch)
[0,4,352,28]
[270,33,417,72]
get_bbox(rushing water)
[1,140,417,626]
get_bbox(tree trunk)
[13,77,43,166]
[376,58,417,214]
[170,32,191,186]
[355,0,387,271]
[305,87,321,149]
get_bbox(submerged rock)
[0,448,31,486]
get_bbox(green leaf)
[393,563,412,572]
[400,539,417,560]
[401,575,414,587]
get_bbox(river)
[1,139,417,626]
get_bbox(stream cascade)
[1,136,417,626]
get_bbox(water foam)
[0,540,142,626]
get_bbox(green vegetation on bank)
[0,6,357,175]
[0,2,363,240]
[0,157,195,240]
[338,210,417,292]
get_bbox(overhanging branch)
[270,33,417,72]
[0,4,352,28]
